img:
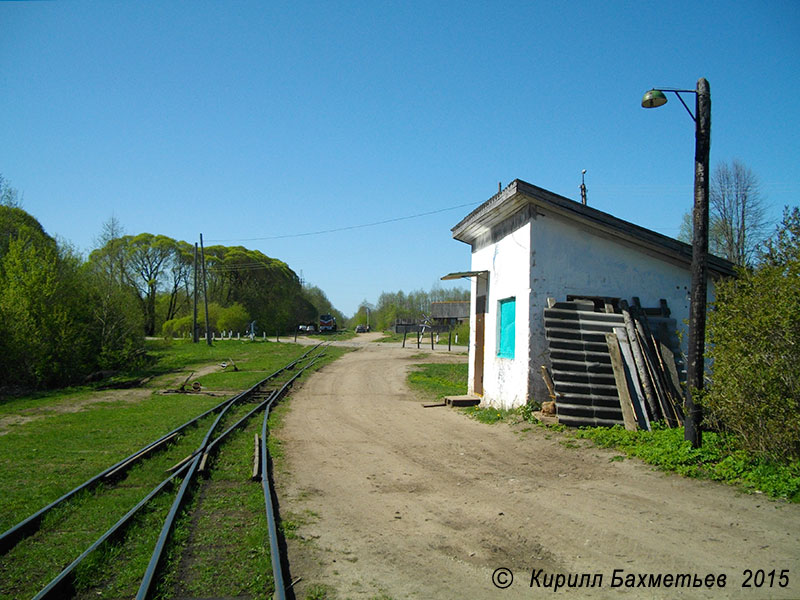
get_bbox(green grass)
[144,338,312,387]
[462,405,515,424]
[0,419,215,599]
[0,393,222,531]
[0,340,347,599]
[574,424,800,502]
[406,363,468,400]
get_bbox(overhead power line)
[206,201,479,243]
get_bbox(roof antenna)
[580,169,588,205]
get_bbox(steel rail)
[259,355,323,600]
[24,347,326,600]
[201,390,278,460]
[1,344,322,555]
[136,356,322,600]
[136,378,260,599]
[32,460,194,600]
[33,381,259,599]
[204,349,326,457]
[0,396,233,555]
[262,401,287,600]
[170,345,327,473]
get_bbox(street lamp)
[641,78,711,448]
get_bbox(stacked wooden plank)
[543,298,686,430]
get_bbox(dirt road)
[276,336,800,599]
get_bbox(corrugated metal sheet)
[544,299,684,429]
[544,300,626,428]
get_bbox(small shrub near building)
[703,207,800,462]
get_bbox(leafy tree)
[124,233,178,336]
[163,240,194,325]
[83,262,144,369]
[350,300,375,328]
[704,207,800,461]
[0,205,54,258]
[217,302,251,333]
[761,206,800,268]
[370,285,469,330]
[203,246,313,334]
[0,209,146,389]
[89,233,186,336]
[161,315,194,338]
[302,285,344,325]
[0,231,93,387]
[91,236,332,339]
[0,174,23,208]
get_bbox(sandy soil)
[276,338,800,599]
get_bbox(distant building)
[430,301,470,327]
[448,179,734,411]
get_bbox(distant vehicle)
[319,314,337,332]
[355,324,367,333]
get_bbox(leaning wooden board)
[613,327,651,431]
[605,332,639,431]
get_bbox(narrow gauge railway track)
[1,344,325,599]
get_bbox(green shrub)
[162,315,194,338]
[703,209,800,462]
[447,320,470,345]
[217,302,250,333]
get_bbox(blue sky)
[2,1,798,316]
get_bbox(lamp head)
[641,89,668,109]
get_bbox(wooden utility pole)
[641,78,711,448]
[192,242,199,343]
[686,77,711,448]
[200,234,212,347]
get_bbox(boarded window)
[497,297,515,359]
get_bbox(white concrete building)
[448,179,734,410]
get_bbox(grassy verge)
[406,363,468,400]
[405,361,800,502]
[0,340,346,599]
[574,424,800,502]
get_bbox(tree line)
[350,286,470,331]
[0,177,341,391]
[89,221,324,339]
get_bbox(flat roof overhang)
[441,270,489,281]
